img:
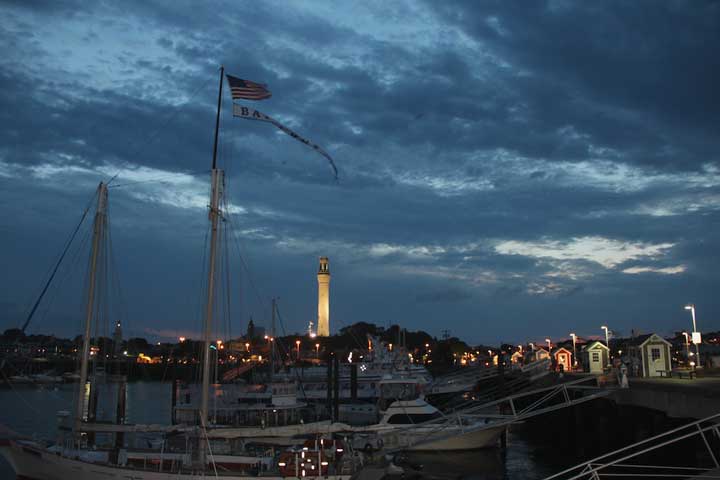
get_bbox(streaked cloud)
[495,237,675,269]
[622,265,687,275]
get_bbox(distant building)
[317,257,330,337]
[247,318,255,340]
[113,321,123,358]
[583,341,609,374]
[553,347,573,372]
[627,333,672,377]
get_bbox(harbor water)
[0,382,561,479]
[0,382,707,479]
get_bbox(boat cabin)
[553,347,573,372]
[627,333,672,377]
[583,341,609,374]
[378,398,443,425]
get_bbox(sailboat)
[0,67,357,479]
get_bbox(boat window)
[387,412,441,424]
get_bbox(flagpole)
[211,65,224,169]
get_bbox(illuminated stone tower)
[317,257,330,337]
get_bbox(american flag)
[225,74,271,101]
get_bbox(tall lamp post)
[682,332,691,364]
[601,325,610,366]
[295,339,301,360]
[684,304,701,367]
[545,338,552,352]
[570,333,577,368]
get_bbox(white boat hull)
[376,423,506,452]
[408,424,505,451]
[0,440,351,480]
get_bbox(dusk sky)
[1,1,718,346]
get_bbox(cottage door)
[590,350,603,373]
[559,353,568,371]
[647,346,665,377]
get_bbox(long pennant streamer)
[232,103,338,180]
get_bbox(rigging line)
[222,217,232,343]
[273,304,310,402]
[105,72,216,188]
[21,190,97,333]
[0,367,43,416]
[107,217,128,335]
[193,223,212,385]
[224,215,271,313]
[35,217,93,332]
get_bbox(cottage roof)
[627,333,671,348]
[552,347,572,356]
[583,340,609,351]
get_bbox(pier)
[612,376,720,419]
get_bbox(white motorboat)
[357,397,506,452]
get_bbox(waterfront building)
[583,341,610,374]
[553,347,573,372]
[627,333,672,377]
[112,321,122,358]
[511,351,523,365]
[532,348,551,362]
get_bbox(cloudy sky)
[1,1,718,345]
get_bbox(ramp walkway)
[542,412,720,479]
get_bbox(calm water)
[0,382,559,479]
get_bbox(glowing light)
[179,337,186,343]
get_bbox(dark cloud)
[0,1,718,344]
[416,288,473,304]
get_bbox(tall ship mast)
[0,67,361,479]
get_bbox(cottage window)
[651,348,661,361]
[592,352,599,362]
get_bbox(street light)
[295,339,301,359]
[570,333,577,367]
[545,338,552,352]
[601,326,610,366]
[685,304,701,367]
[315,343,320,358]
[601,326,610,346]
[682,332,691,363]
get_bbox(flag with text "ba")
[232,103,338,180]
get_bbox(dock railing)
[383,376,611,452]
[542,412,720,479]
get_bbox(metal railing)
[543,412,720,479]
[383,376,611,452]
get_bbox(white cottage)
[628,333,672,377]
[583,341,609,374]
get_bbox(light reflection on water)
[0,383,554,479]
